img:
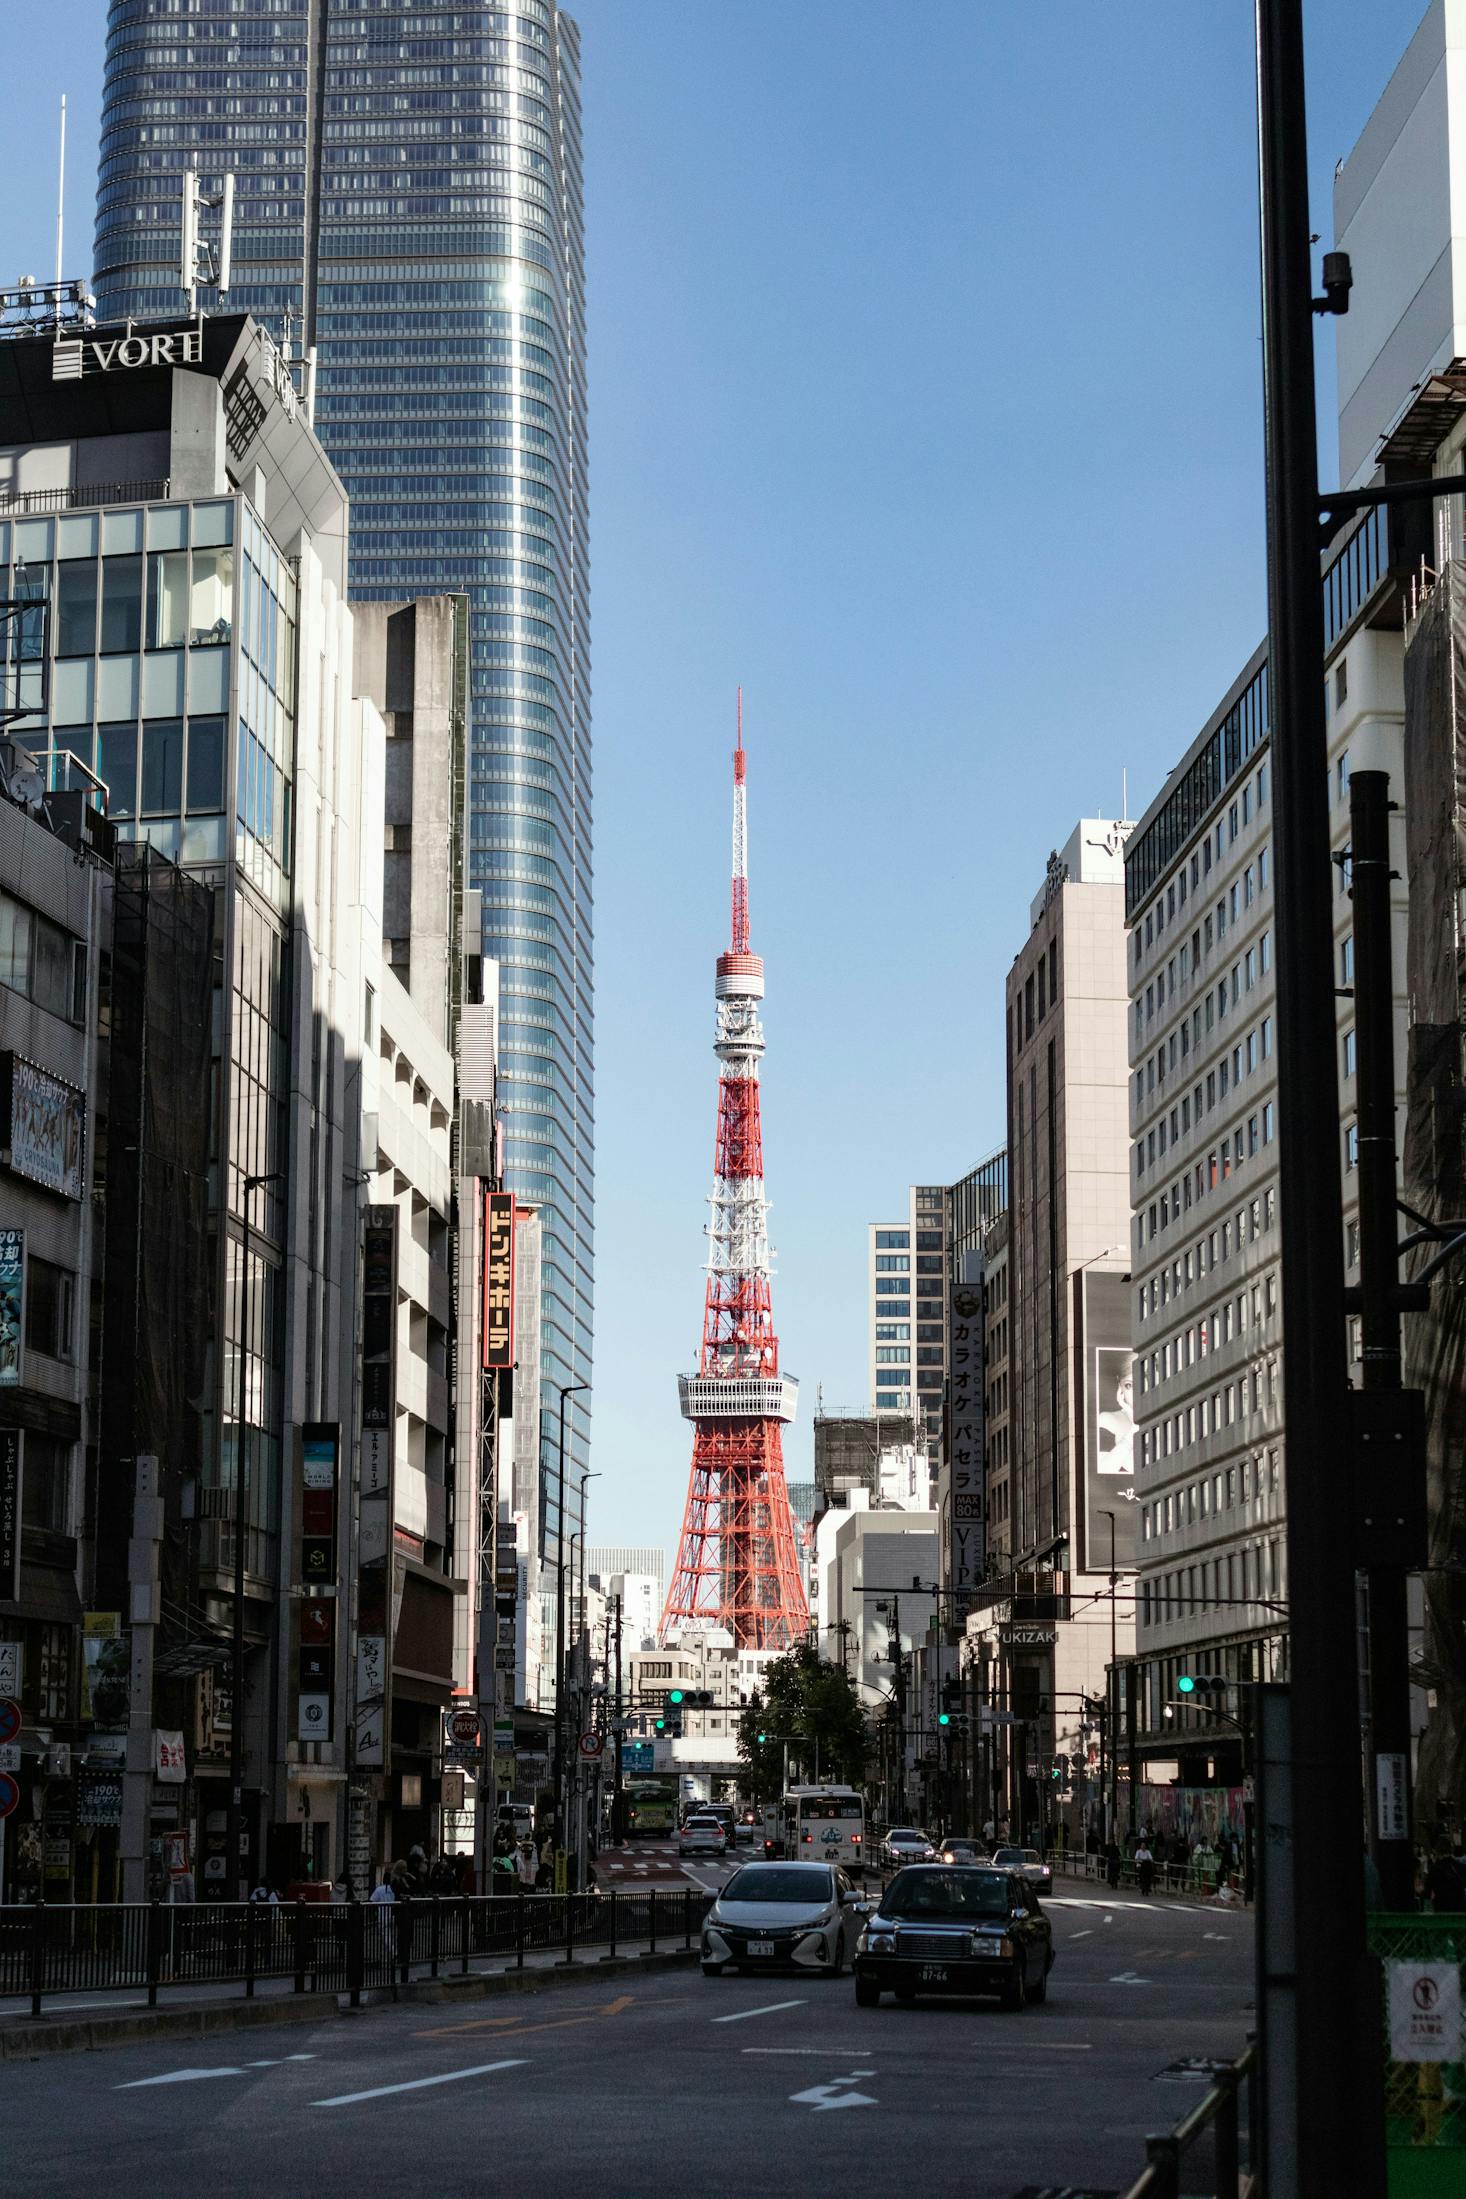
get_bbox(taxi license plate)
[919,1964,949,1982]
[748,1941,775,1956]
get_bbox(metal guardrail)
[1119,2040,1257,2199]
[0,1888,715,2019]
[0,479,170,515]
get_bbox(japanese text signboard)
[355,1213,397,1770]
[482,1192,516,1369]
[947,1253,985,1598]
[0,1228,21,1387]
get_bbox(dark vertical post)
[145,1897,161,2009]
[229,1198,250,1906]
[29,1900,44,2018]
[1124,1662,1138,1836]
[1255,2,1382,2186]
[611,1592,624,1841]
[348,1893,364,2008]
[1351,769,1414,1908]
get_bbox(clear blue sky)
[4,2,1431,1570]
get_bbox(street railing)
[1118,2039,1257,2199]
[1059,1852,1247,1902]
[0,1887,717,2019]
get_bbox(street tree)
[737,1644,870,1800]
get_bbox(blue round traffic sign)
[0,1771,18,1819]
[0,1700,19,1746]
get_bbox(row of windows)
[1139,1269,1279,1396]
[1137,1017,1273,1174]
[1141,1355,1278,1467]
[873,1229,908,1250]
[1140,1535,1281,1628]
[1014,936,1059,1052]
[1126,669,1271,916]
[1137,1103,1277,1242]
[1140,1190,1277,1322]
[1135,767,1270,966]
[1138,914,1271,1043]
[1143,1449,1281,1543]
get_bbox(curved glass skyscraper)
[94,1,593,1539]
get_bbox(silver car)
[679,1815,729,1857]
[880,1827,935,1869]
[701,1860,867,1977]
[991,1844,1052,1889]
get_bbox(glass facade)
[94,1,595,1533]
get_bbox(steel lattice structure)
[661,701,809,1648]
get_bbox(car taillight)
[802,1832,812,1843]
[852,1835,861,1846]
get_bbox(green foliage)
[736,1644,871,1801]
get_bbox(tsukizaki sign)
[53,327,203,381]
[483,1192,516,1369]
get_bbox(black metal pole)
[611,1592,624,1842]
[1351,770,1415,1908]
[228,1198,250,1904]
[551,1380,588,1863]
[1255,4,1384,2187]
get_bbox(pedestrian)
[1104,1839,1121,1890]
[249,1882,279,1906]
[1134,1837,1155,1896]
[516,1836,539,1892]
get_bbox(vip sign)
[946,1253,986,1592]
[53,327,203,381]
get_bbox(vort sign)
[53,328,203,381]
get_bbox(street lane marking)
[1204,1932,1232,1941]
[790,2071,877,2113]
[311,2058,528,2108]
[744,2047,851,2056]
[1108,1971,1150,1985]
[416,1994,636,2041]
[1033,2041,1093,2050]
[711,1998,806,2024]
[1068,1930,1093,1940]
[117,2067,246,2089]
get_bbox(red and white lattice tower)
[661,698,809,1648]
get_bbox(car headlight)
[865,1931,897,1954]
[969,1932,1015,1958]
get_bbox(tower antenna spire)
[730,687,750,956]
[662,704,807,1649]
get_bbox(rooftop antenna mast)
[181,169,235,314]
[53,96,66,330]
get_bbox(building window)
[24,1259,75,1363]
[874,1230,909,1250]
[874,1255,909,1273]
[20,1432,71,1535]
[1342,1029,1356,1079]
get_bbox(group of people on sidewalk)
[1092,1823,1244,1896]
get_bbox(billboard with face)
[1079,1269,1138,1575]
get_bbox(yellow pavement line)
[415,1992,650,2041]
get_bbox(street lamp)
[228,1167,280,1902]
[1099,1508,1118,1842]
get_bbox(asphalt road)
[4,1889,1252,2199]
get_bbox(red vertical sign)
[483,1192,516,1369]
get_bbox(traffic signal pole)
[1255,4,1385,2187]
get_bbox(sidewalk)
[0,1936,700,2059]
[1054,1856,1252,1910]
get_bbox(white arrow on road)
[1108,1970,1150,1985]
[789,2072,877,2112]
[116,2053,316,2091]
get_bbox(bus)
[625,1776,679,1837]
[782,1785,867,1875]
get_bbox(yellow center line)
[416,1991,680,2041]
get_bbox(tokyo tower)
[662,698,809,1648]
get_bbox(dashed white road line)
[710,1998,807,2025]
[311,2058,529,2109]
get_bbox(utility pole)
[1255,7,1383,2182]
[611,1593,624,1841]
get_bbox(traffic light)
[1051,1753,1070,1786]
[1176,1674,1196,1695]
[668,1688,684,1706]
[937,1712,952,1728]
[756,1730,768,1744]
[1177,1673,1227,1700]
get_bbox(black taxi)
[852,1863,1054,2011]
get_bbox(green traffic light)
[654,1718,667,1732]
[1177,1675,1196,1694]
[756,1731,767,1743]
[668,1688,685,1704]
[937,1712,951,1727]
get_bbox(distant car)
[937,1838,988,1866]
[703,1803,737,1839]
[701,1861,869,1977]
[679,1816,729,1857]
[991,1845,1052,1889]
[853,1864,1054,2010]
[737,1809,758,1843]
[880,1827,935,1869]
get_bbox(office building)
[94,0,596,1585]
[0,305,498,1889]
[965,819,1136,1841]
[867,1183,949,1442]
[941,1148,1008,1617]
